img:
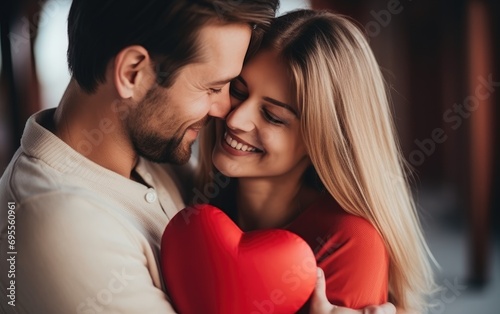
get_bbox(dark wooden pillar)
[465,0,494,286]
[0,0,45,171]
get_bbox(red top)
[287,194,389,310]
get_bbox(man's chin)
[168,148,192,165]
[142,141,194,164]
[132,131,197,164]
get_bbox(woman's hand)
[310,268,396,314]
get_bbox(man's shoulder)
[15,191,140,238]
[0,153,141,241]
[1,151,125,210]
[1,150,70,203]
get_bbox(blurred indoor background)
[0,0,498,313]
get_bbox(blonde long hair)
[198,10,436,312]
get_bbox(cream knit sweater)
[0,109,186,313]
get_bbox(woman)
[197,9,436,312]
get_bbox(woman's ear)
[113,45,155,99]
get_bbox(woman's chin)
[213,156,240,178]
[217,169,232,177]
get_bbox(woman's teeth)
[224,132,257,152]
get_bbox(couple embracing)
[0,1,435,313]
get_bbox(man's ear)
[113,45,155,99]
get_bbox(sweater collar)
[21,108,149,192]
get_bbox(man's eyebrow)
[208,76,238,86]
[263,97,298,117]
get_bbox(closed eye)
[261,108,284,125]
[209,88,222,94]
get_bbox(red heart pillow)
[161,204,317,314]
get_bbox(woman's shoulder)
[309,194,381,236]
[287,193,386,255]
[307,196,389,309]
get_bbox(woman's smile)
[220,130,264,156]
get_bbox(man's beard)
[125,86,204,164]
[130,128,193,164]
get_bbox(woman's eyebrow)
[263,97,298,117]
[237,74,298,116]
[236,76,247,86]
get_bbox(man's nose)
[208,88,231,119]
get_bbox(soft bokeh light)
[34,0,71,109]
[278,0,311,15]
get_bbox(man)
[0,0,395,313]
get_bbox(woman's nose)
[225,99,256,133]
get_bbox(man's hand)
[310,268,396,314]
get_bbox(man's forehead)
[193,23,251,83]
[196,23,252,60]
[207,76,238,86]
